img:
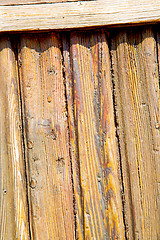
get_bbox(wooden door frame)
[0,0,160,33]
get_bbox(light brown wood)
[0,0,80,6]
[1,0,160,32]
[18,33,75,239]
[0,37,30,239]
[62,34,84,239]
[156,31,160,240]
[63,30,125,239]
[0,26,159,239]
[111,26,160,239]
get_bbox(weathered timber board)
[0,37,30,239]
[155,30,160,240]
[0,0,81,6]
[0,25,159,239]
[18,33,75,239]
[111,26,160,239]
[1,0,160,32]
[62,34,84,239]
[63,30,125,239]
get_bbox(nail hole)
[30,179,36,189]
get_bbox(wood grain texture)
[156,30,160,240]
[0,37,30,239]
[63,30,125,239]
[111,26,160,239]
[1,0,160,32]
[18,33,75,239]
[1,26,159,240]
[0,0,81,6]
[62,34,84,239]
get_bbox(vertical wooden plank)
[18,33,75,240]
[156,30,160,240]
[111,26,160,239]
[0,37,30,239]
[62,34,84,239]
[63,30,125,239]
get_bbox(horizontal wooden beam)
[0,0,160,32]
[0,0,80,6]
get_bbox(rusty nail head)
[47,96,52,103]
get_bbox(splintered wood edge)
[0,0,160,32]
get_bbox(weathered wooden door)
[0,26,159,239]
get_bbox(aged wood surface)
[63,30,125,239]
[1,0,160,32]
[0,26,160,240]
[156,30,160,240]
[0,0,80,6]
[62,35,84,239]
[18,33,75,239]
[0,37,30,239]
[111,26,160,239]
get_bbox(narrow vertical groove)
[60,33,77,239]
[12,34,32,240]
[107,32,129,240]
